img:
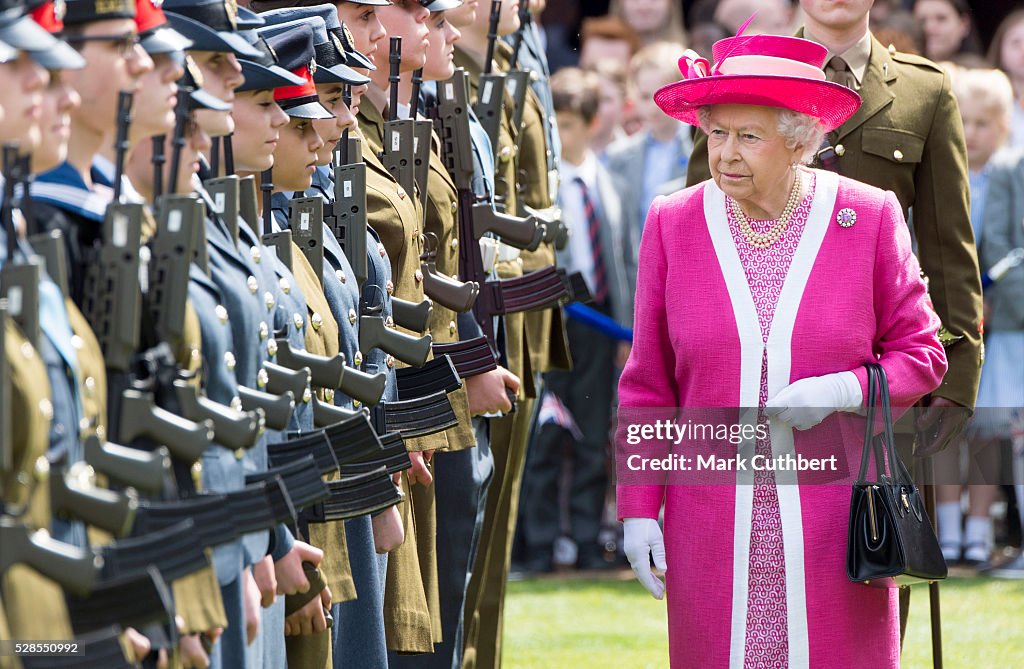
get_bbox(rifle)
[410,68,433,215]
[474,1,505,153]
[420,232,479,313]
[331,130,368,286]
[433,70,566,348]
[289,196,326,285]
[0,301,11,485]
[149,194,204,345]
[381,37,417,199]
[0,145,41,349]
[50,459,138,537]
[0,517,102,596]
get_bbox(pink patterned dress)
[727,171,816,668]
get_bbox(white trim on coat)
[703,169,839,669]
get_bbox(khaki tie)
[826,55,857,90]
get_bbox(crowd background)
[512,0,1024,579]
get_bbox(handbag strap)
[857,364,879,482]
[876,364,916,487]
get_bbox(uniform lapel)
[832,37,897,143]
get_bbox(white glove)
[623,518,667,599]
[764,371,862,431]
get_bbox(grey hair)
[697,106,826,165]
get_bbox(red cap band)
[31,1,63,33]
[135,0,167,36]
[273,66,317,101]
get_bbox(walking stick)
[922,456,944,669]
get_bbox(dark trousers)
[520,315,615,567]
[392,418,494,669]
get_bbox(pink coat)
[616,170,947,668]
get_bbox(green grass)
[502,571,1024,668]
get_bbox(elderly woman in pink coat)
[616,33,948,668]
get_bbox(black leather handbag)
[846,364,947,586]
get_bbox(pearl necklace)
[729,172,803,250]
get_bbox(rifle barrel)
[483,1,501,75]
[341,85,352,165]
[113,91,134,203]
[152,135,166,200]
[410,69,423,119]
[1,145,15,261]
[389,37,402,122]
[261,169,273,237]
[224,134,235,175]
[168,89,190,194]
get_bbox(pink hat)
[654,33,861,132]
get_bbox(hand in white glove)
[764,371,862,431]
[623,518,667,599]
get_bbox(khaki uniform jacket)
[687,34,983,409]
[357,115,443,651]
[1,321,73,644]
[358,105,450,453]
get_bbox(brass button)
[450,201,458,214]
[71,335,84,350]
[451,237,459,250]
[385,354,395,368]
[257,368,269,388]
[378,243,387,258]
[354,351,363,366]
[251,246,262,264]
[247,275,259,294]
[893,149,903,161]
[348,308,357,325]
[85,376,96,394]
[20,342,33,359]
[324,388,335,403]
[39,398,53,420]
[279,278,291,295]
[449,320,456,336]
[34,455,50,482]
[293,313,304,330]
[216,305,229,323]
[224,351,236,371]
[835,144,845,157]
[265,292,275,310]
[414,269,423,283]
[259,322,269,341]
[530,71,540,82]
[230,396,242,411]
[397,188,407,200]
[302,387,312,403]
[385,316,395,329]
[311,313,323,332]
[336,269,347,284]
[385,280,394,295]
[267,338,278,357]
[499,146,512,163]
[190,347,200,361]
[234,448,245,460]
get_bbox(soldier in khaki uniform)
[686,0,984,647]
[449,2,567,667]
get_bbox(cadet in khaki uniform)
[449,3,561,667]
[356,1,451,651]
[686,0,984,645]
